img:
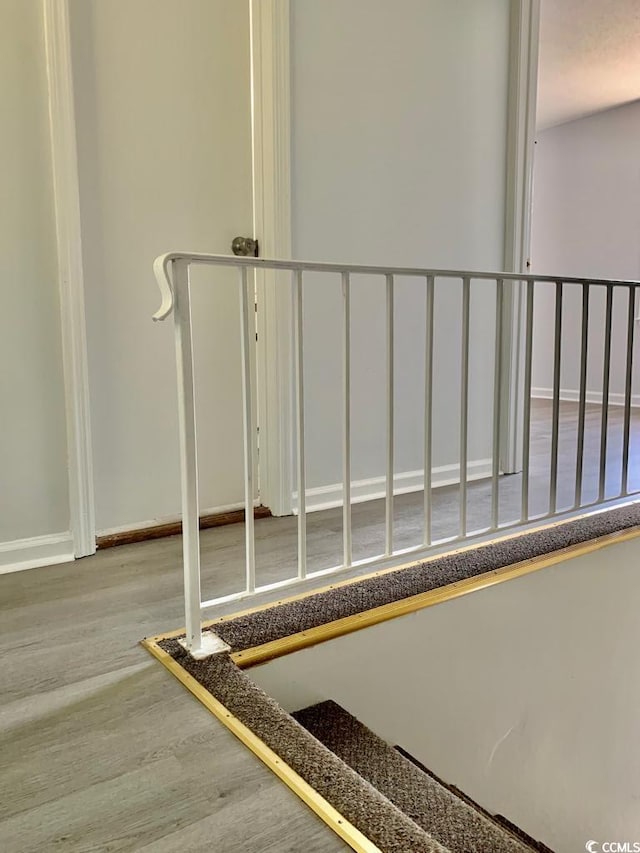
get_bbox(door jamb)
[44,0,96,556]
[251,0,294,516]
[502,0,540,473]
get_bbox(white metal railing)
[153,253,640,656]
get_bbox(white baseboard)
[532,387,640,408]
[294,459,493,514]
[0,532,74,575]
[96,499,260,539]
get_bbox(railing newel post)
[173,258,204,654]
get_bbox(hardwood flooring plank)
[134,789,350,853]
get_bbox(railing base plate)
[179,630,231,660]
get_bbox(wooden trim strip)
[141,637,381,853]
[97,506,272,549]
[145,502,640,644]
[230,523,640,668]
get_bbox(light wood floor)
[1,399,638,852]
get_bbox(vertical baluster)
[491,279,504,529]
[549,281,563,514]
[238,265,256,593]
[385,274,394,555]
[622,286,636,496]
[342,272,352,567]
[423,275,435,546]
[294,269,307,578]
[599,286,614,501]
[173,259,203,653]
[574,284,589,507]
[521,281,534,522]
[459,277,470,537]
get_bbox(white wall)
[291,0,511,502]
[253,538,640,852]
[531,101,640,402]
[0,1,70,548]
[69,0,254,533]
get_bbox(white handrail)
[152,251,640,322]
[153,252,640,657]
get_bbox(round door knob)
[232,236,259,257]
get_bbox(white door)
[69,0,257,533]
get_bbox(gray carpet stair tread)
[160,645,450,853]
[395,746,554,853]
[293,700,548,853]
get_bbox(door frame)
[501,0,540,473]
[46,0,295,552]
[251,0,294,516]
[44,0,96,557]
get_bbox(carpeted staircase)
[293,700,553,853]
[157,505,635,850]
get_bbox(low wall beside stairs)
[251,536,640,853]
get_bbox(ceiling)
[536,0,640,129]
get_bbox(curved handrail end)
[152,253,176,321]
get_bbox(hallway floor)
[1,399,638,852]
